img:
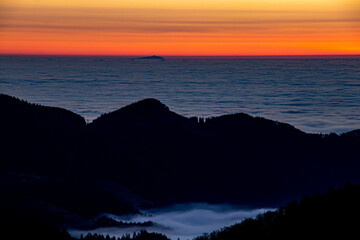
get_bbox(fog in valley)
[69,203,274,240]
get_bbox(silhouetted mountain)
[1,93,360,234]
[87,98,360,207]
[0,94,86,175]
[0,94,137,228]
[195,182,360,239]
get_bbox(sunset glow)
[1,0,359,56]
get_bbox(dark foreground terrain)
[1,93,360,238]
[195,183,360,240]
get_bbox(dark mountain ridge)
[0,94,86,175]
[1,93,360,229]
[196,182,360,240]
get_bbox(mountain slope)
[1,93,360,218]
[195,183,360,240]
[0,94,86,175]
[86,97,360,207]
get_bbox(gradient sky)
[0,0,359,56]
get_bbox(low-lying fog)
[69,203,275,240]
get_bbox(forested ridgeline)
[196,182,360,240]
[1,93,360,229]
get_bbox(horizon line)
[1,54,360,59]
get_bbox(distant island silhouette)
[135,55,165,60]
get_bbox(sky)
[0,0,359,56]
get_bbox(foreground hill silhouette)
[0,94,85,174]
[195,182,360,239]
[1,93,360,230]
[87,97,360,206]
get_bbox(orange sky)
[0,0,359,56]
